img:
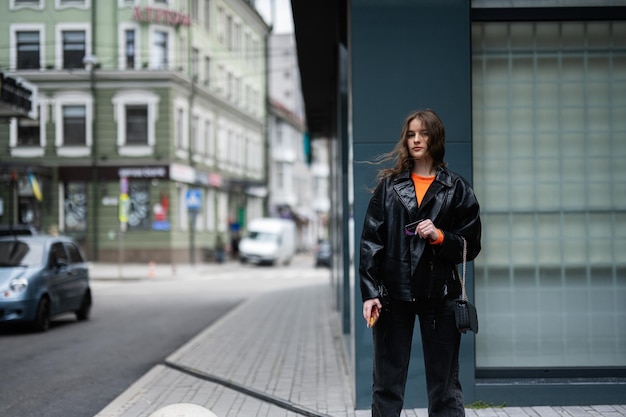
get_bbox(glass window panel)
[536,83,559,107]
[614,22,626,47]
[511,107,532,132]
[612,158,626,183]
[588,58,610,79]
[537,133,560,157]
[561,182,585,209]
[587,81,610,105]
[63,105,86,145]
[510,133,532,158]
[484,58,509,81]
[535,157,560,177]
[511,214,533,239]
[562,57,585,80]
[588,183,612,210]
[511,183,534,210]
[588,107,610,131]
[535,23,560,50]
[485,183,510,211]
[510,23,533,49]
[536,239,561,265]
[511,58,533,81]
[588,133,610,156]
[484,134,508,158]
[473,21,625,369]
[484,83,508,106]
[610,106,626,129]
[485,240,510,266]
[587,157,610,182]
[561,156,585,180]
[511,239,535,265]
[587,23,610,48]
[126,105,148,144]
[562,23,585,48]
[536,58,558,80]
[536,186,561,211]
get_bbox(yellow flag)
[29,174,43,201]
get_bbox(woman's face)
[406,118,431,162]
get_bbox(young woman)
[359,109,482,417]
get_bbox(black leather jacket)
[359,167,481,302]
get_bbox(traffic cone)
[148,261,156,279]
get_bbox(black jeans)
[371,297,464,417]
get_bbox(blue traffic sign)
[185,189,202,210]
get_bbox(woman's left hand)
[416,219,440,241]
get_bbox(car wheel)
[32,297,51,332]
[75,290,92,321]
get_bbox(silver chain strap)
[460,237,468,302]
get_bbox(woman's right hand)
[363,298,383,328]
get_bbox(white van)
[239,218,296,265]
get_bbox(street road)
[0,254,325,417]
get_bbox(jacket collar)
[392,167,453,220]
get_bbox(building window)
[112,91,159,156]
[56,0,89,9]
[125,105,148,144]
[64,182,87,232]
[191,48,199,80]
[472,21,626,370]
[203,0,210,32]
[176,108,185,149]
[191,0,199,21]
[16,31,40,69]
[62,30,86,69]
[17,118,40,146]
[204,119,213,160]
[204,56,211,86]
[11,0,43,10]
[152,30,169,69]
[62,105,86,145]
[125,29,135,69]
[191,114,200,154]
[119,23,140,69]
[128,181,150,230]
[54,92,92,156]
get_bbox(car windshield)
[0,240,44,267]
[248,231,279,243]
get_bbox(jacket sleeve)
[359,182,387,302]
[434,176,482,265]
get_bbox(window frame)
[149,26,173,70]
[10,24,45,71]
[10,0,43,11]
[54,92,92,157]
[9,98,47,158]
[111,91,160,156]
[118,23,141,70]
[55,23,91,70]
[55,0,90,10]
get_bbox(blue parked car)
[314,239,332,268]
[0,235,92,332]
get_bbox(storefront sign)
[118,166,167,179]
[132,6,191,27]
[0,72,37,120]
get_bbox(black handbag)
[455,237,479,334]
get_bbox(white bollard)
[148,403,218,417]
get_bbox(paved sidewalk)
[91,263,626,417]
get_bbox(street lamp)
[83,54,99,260]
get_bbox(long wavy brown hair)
[375,109,446,185]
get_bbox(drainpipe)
[89,3,99,260]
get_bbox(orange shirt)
[411,173,444,245]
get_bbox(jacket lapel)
[392,172,418,220]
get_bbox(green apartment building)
[0,0,270,262]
